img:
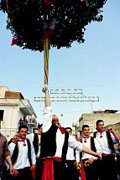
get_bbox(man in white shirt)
[27,124,42,158]
[81,125,101,180]
[35,86,102,180]
[5,125,36,180]
[65,127,79,180]
[66,127,76,161]
[94,119,120,180]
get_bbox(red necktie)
[17,136,26,146]
[52,122,65,134]
[97,130,105,138]
[82,136,90,143]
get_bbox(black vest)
[10,139,32,165]
[33,133,39,156]
[93,131,115,153]
[81,136,96,159]
[40,124,69,161]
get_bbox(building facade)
[0,86,37,138]
[73,110,120,136]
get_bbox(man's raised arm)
[42,85,51,107]
[42,85,52,132]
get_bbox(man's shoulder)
[0,133,7,141]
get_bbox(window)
[0,110,4,121]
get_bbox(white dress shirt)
[95,131,116,154]
[8,139,36,169]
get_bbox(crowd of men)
[0,86,120,180]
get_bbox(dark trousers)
[54,161,67,180]
[82,159,98,180]
[35,159,44,180]
[98,154,117,180]
[2,167,33,180]
[115,155,120,179]
[64,160,79,180]
[0,164,2,178]
[36,159,77,180]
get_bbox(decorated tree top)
[0,0,107,52]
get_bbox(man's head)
[52,114,59,124]
[65,127,72,135]
[82,125,90,136]
[18,125,28,139]
[96,120,105,132]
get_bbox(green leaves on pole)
[0,0,106,52]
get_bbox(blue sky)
[0,0,120,127]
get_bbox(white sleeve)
[42,106,52,132]
[76,150,80,162]
[110,133,117,144]
[8,143,16,157]
[68,135,83,152]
